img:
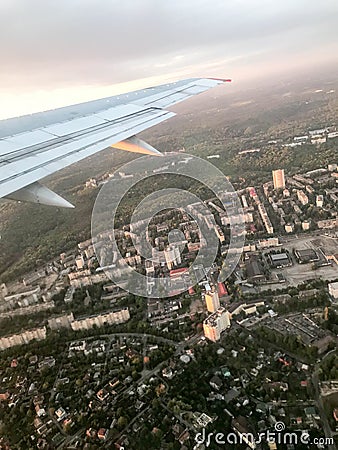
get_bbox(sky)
[0,0,337,119]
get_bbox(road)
[106,406,150,448]
[160,399,197,433]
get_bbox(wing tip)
[207,77,232,83]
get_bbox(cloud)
[0,0,337,117]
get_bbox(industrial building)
[294,249,319,264]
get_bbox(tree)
[117,416,128,430]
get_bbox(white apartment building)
[164,245,181,270]
[0,327,47,351]
[297,190,309,206]
[70,308,130,331]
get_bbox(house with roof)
[97,428,108,440]
[210,375,223,391]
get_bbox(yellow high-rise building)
[205,290,220,313]
[203,308,231,342]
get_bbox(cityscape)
[0,131,337,448]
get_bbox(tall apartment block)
[272,169,285,190]
[205,290,220,313]
[203,308,231,342]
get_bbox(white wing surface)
[0,78,230,207]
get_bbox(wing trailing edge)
[111,136,162,156]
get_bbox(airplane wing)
[0,77,230,208]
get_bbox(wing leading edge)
[0,77,230,207]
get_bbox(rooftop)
[270,253,289,261]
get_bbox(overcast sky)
[0,0,337,118]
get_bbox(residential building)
[316,195,324,207]
[205,290,220,313]
[272,169,285,190]
[257,238,279,249]
[317,218,338,229]
[75,255,85,270]
[0,327,47,351]
[70,308,130,331]
[306,185,314,194]
[302,220,311,231]
[164,244,181,270]
[328,282,338,300]
[48,313,75,330]
[98,428,108,441]
[297,190,309,206]
[64,286,75,303]
[257,203,274,234]
[311,135,326,145]
[203,308,231,342]
[285,223,294,233]
[215,225,226,243]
